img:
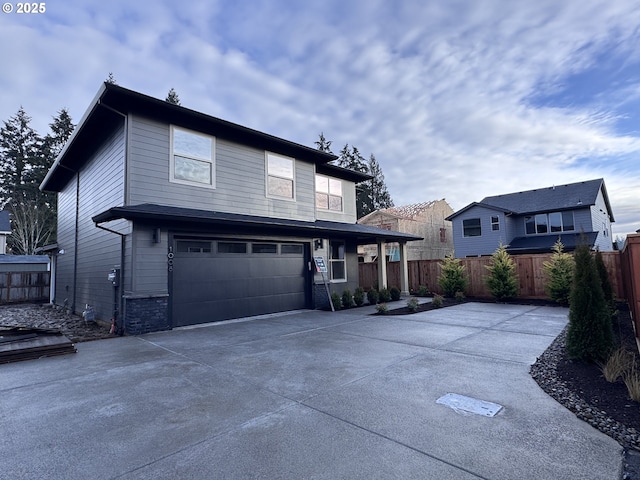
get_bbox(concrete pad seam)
[299,402,490,480]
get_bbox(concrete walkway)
[0,302,622,479]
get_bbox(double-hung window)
[170,126,215,188]
[266,153,295,199]
[315,175,343,211]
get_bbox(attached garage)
[171,237,310,326]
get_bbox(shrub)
[438,254,468,297]
[566,243,614,363]
[600,348,633,382]
[389,286,401,301]
[376,303,388,314]
[543,239,574,306]
[406,297,419,312]
[454,291,465,303]
[353,287,365,307]
[416,285,430,297]
[623,359,640,402]
[595,249,615,314]
[431,294,444,308]
[341,289,354,309]
[330,292,342,311]
[485,243,518,301]
[367,289,379,305]
[378,288,392,303]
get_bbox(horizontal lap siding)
[128,116,315,221]
[74,124,125,320]
[55,181,76,307]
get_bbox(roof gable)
[447,179,614,221]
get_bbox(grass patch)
[601,348,634,383]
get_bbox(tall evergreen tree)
[165,88,181,105]
[315,134,394,218]
[595,249,615,314]
[566,243,614,362]
[0,107,42,208]
[315,132,333,154]
[0,108,74,253]
[367,154,393,211]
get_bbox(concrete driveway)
[0,302,622,479]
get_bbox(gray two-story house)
[446,179,615,257]
[40,83,419,334]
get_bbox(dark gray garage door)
[171,239,309,327]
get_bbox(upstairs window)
[525,211,575,234]
[315,175,343,211]
[170,126,215,188]
[267,153,295,199]
[491,216,500,231]
[463,218,481,237]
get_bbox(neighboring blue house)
[446,179,615,257]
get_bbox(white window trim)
[524,211,576,235]
[315,174,344,212]
[462,218,482,237]
[265,152,296,201]
[329,240,347,283]
[169,125,216,189]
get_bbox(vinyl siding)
[54,123,126,321]
[54,178,77,307]
[451,206,509,257]
[127,115,316,221]
[591,189,614,251]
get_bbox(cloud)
[0,0,639,236]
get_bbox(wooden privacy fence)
[620,234,640,338]
[0,272,50,304]
[359,252,625,300]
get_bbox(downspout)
[95,222,126,335]
[72,172,79,312]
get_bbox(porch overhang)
[92,204,423,245]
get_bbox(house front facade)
[41,83,419,334]
[358,200,454,261]
[446,179,615,257]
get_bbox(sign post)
[313,256,334,312]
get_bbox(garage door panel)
[172,240,308,327]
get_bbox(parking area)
[0,302,622,479]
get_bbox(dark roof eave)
[92,204,422,244]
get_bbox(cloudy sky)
[1,0,639,237]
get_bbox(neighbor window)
[170,126,215,188]
[491,216,500,231]
[315,175,343,211]
[525,211,575,235]
[330,240,346,281]
[267,153,295,199]
[463,218,481,237]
